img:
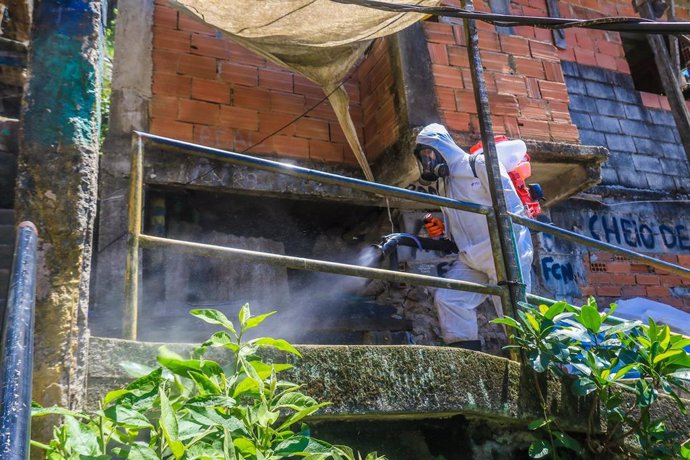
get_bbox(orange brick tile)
[153,27,190,52]
[150,118,194,141]
[432,64,464,88]
[543,61,565,82]
[550,123,579,143]
[489,94,519,116]
[548,101,571,122]
[504,117,520,137]
[479,51,510,72]
[258,68,293,93]
[153,5,178,29]
[191,78,231,104]
[597,40,622,57]
[309,139,345,162]
[152,49,179,74]
[219,62,258,87]
[295,118,330,141]
[150,96,178,119]
[190,34,231,60]
[597,286,622,297]
[636,274,660,285]
[538,80,569,102]
[514,56,546,79]
[436,87,457,111]
[477,30,501,52]
[616,58,631,74]
[178,99,219,125]
[495,74,527,96]
[233,87,271,111]
[178,13,216,35]
[574,47,597,66]
[452,25,466,46]
[448,46,470,68]
[660,97,671,111]
[269,135,310,159]
[442,111,471,132]
[234,129,269,153]
[529,40,559,61]
[499,35,530,56]
[455,89,477,113]
[152,73,192,97]
[526,78,541,98]
[518,119,550,140]
[294,76,326,98]
[193,125,234,150]
[640,92,662,109]
[270,92,306,115]
[424,22,455,44]
[428,43,449,65]
[595,53,617,71]
[177,53,217,79]
[621,285,646,297]
[219,105,259,131]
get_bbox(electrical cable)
[332,0,690,34]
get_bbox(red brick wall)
[581,252,690,313]
[428,0,580,145]
[150,0,365,165]
[356,38,400,161]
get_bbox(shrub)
[493,298,690,459]
[32,304,386,460]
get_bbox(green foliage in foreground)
[494,298,690,459]
[32,304,386,460]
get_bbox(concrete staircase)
[0,209,15,312]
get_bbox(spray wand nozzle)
[373,233,458,260]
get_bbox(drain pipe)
[0,222,39,460]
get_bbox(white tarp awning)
[170,0,441,180]
[613,297,690,336]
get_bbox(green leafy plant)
[493,298,690,459]
[32,304,386,460]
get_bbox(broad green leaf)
[671,337,690,350]
[159,388,185,460]
[274,436,333,456]
[249,337,301,357]
[63,415,100,456]
[31,405,88,419]
[660,325,672,350]
[571,378,596,397]
[186,395,236,408]
[527,418,551,430]
[681,441,690,459]
[544,301,567,320]
[653,349,683,364]
[190,308,237,334]
[245,311,277,330]
[602,320,642,339]
[234,436,257,456]
[224,427,237,460]
[613,364,638,380]
[157,346,224,379]
[579,304,602,333]
[188,370,222,395]
[276,392,317,410]
[490,317,521,329]
[119,361,156,379]
[239,304,251,328]
[187,406,245,433]
[554,431,583,454]
[278,403,330,431]
[128,444,159,460]
[103,405,153,429]
[528,440,551,459]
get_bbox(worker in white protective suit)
[414,124,533,350]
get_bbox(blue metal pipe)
[0,222,38,460]
[134,131,494,216]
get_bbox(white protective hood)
[169,0,441,181]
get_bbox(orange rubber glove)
[424,217,445,238]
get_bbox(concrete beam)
[15,0,104,441]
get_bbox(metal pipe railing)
[139,234,504,295]
[0,222,38,460]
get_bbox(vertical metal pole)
[123,135,143,340]
[0,222,38,460]
[463,0,527,320]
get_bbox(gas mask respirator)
[415,144,449,184]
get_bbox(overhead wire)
[332,0,690,34]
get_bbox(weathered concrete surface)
[87,337,690,440]
[15,0,103,443]
[87,337,588,428]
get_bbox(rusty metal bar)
[464,0,526,324]
[138,234,505,296]
[135,131,494,216]
[510,213,690,278]
[123,136,144,340]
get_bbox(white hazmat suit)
[415,124,533,343]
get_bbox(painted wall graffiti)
[587,214,690,253]
[536,232,583,298]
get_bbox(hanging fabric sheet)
[169,0,440,181]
